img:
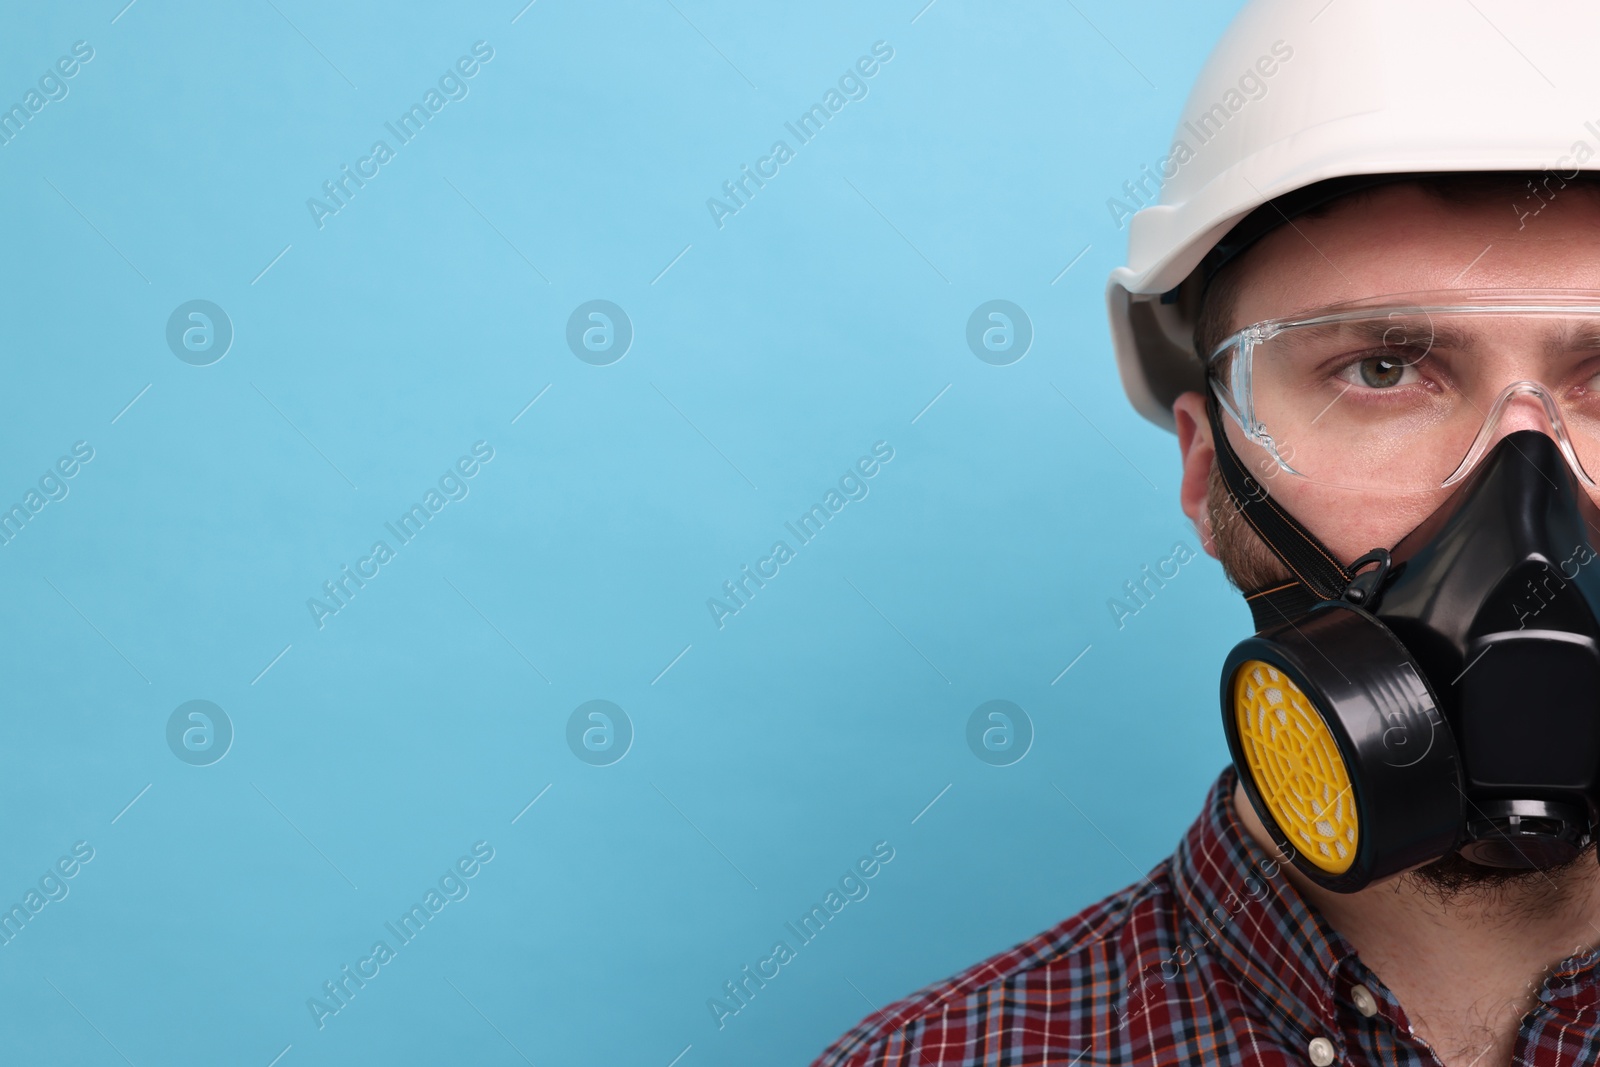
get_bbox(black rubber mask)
[1213,411,1600,893]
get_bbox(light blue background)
[0,1,1250,1063]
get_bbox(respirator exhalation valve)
[1460,798,1593,869]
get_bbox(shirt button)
[1308,1037,1336,1066]
[1350,982,1379,1018]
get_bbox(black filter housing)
[1222,601,1463,893]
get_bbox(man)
[812,3,1600,1065]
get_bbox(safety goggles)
[1208,290,1600,493]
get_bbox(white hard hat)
[1108,0,1600,431]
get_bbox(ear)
[1173,390,1220,560]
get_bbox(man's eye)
[1339,355,1418,389]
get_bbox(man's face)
[1176,182,1600,894]
[1176,182,1600,575]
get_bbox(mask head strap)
[1204,388,1353,628]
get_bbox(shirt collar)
[1168,766,1357,1040]
[1168,767,1600,1048]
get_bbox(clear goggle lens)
[1209,290,1600,492]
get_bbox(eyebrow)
[1325,318,1466,349]
[1265,317,1472,358]
[1543,321,1600,355]
[1275,316,1600,356]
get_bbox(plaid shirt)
[812,765,1600,1066]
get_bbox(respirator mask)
[1210,290,1600,892]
